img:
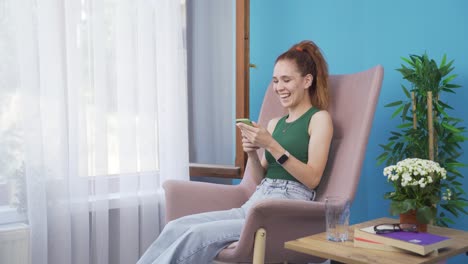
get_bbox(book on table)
[353,225,452,255]
[354,236,406,253]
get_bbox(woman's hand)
[241,136,259,153]
[236,121,274,151]
[236,122,259,153]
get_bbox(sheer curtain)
[2,0,188,263]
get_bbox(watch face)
[277,153,289,164]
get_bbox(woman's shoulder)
[266,116,283,133]
[308,109,333,133]
[312,109,331,120]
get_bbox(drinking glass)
[325,196,350,242]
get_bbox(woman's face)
[272,59,312,108]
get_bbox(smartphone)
[236,118,253,126]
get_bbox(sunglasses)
[373,223,418,234]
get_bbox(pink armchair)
[163,65,384,263]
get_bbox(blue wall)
[250,0,468,262]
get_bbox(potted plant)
[378,53,468,227]
[383,158,447,231]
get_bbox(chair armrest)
[242,199,326,240]
[251,199,326,217]
[218,199,326,262]
[163,180,249,222]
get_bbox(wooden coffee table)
[285,217,468,264]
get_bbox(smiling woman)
[137,39,333,264]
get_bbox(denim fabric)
[137,179,315,264]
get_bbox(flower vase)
[399,210,427,232]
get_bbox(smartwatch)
[276,151,290,165]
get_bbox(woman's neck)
[286,101,313,122]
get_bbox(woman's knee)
[163,217,186,233]
[186,222,212,237]
[171,213,194,224]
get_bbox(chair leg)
[253,228,267,264]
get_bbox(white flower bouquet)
[383,158,449,224]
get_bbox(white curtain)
[1,0,188,263]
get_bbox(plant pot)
[399,210,427,232]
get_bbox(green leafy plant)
[378,53,468,227]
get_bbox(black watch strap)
[276,151,290,165]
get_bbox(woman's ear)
[304,74,313,89]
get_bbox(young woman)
[137,40,333,264]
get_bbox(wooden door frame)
[234,0,250,176]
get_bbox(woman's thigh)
[168,207,245,228]
[241,179,315,212]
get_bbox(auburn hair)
[275,40,330,109]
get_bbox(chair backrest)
[241,65,384,203]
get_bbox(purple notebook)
[380,231,450,246]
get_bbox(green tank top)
[265,107,320,182]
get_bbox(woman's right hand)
[237,122,267,174]
[237,122,260,153]
[241,135,259,153]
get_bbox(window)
[0,100,23,215]
[186,0,249,180]
[78,0,161,177]
[0,0,188,225]
[1,1,188,261]
[0,2,25,222]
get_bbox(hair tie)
[295,46,303,52]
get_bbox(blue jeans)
[136,178,316,264]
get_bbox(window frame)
[188,0,249,179]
